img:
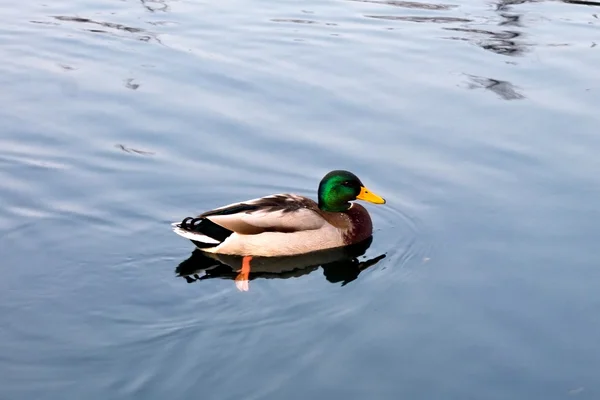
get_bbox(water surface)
[1,0,600,398]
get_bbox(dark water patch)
[115,144,154,156]
[146,20,179,26]
[499,13,522,26]
[52,15,162,44]
[444,27,526,55]
[563,0,600,6]
[57,63,76,71]
[347,0,458,10]
[271,18,319,24]
[495,0,543,11]
[439,0,530,56]
[365,15,471,22]
[464,74,526,100]
[140,0,171,12]
[30,20,60,26]
[53,16,145,33]
[270,18,338,26]
[124,78,141,90]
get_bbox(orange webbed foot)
[235,255,252,292]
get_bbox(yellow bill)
[357,186,386,204]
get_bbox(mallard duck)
[171,170,386,258]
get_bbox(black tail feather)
[179,217,233,243]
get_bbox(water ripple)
[366,15,471,22]
[348,0,458,10]
[464,74,526,100]
[2,0,600,397]
[51,15,163,44]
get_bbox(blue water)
[1,0,599,398]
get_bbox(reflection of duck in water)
[175,237,386,290]
[172,170,386,290]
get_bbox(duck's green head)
[318,170,386,212]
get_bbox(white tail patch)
[235,279,249,292]
[172,225,221,244]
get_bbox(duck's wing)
[171,194,326,247]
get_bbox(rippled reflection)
[445,27,525,55]
[348,0,458,10]
[115,144,155,155]
[562,0,600,6]
[52,16,161,43]
[441,0,531,56]
[366,15,471,22]
[175,237,386,291]
[124,78,141,90]
[140,0,171,12]
[271,18,316,24]
[58,63,76,71]
[465,74,525,100]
